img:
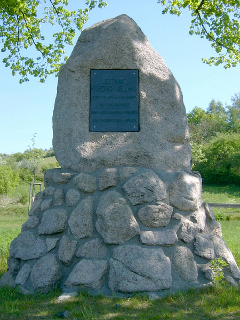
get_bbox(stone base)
[1,167,239,296]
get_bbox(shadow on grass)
[0,285,240,320]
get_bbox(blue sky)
[1,0,240,154]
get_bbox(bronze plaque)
[90,69,139,132]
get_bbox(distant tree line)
[188,92,240,185]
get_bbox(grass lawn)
[0,184,239,319]
[202,184,240,220]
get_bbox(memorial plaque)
[90,69,139,132]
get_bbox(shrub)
[0,165,19,194]
[19,193,29,205]
[193,133,240,185]
[44,149,55,158]
[18,167,34,183]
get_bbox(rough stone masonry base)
[1,167,239,296]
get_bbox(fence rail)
[208,203,240,208]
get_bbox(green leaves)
[188,93,240,185]
[0,0,107,82]
[158,0,240,68]
[0,165,20,194]
[1,0,239,81]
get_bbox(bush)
[193,133,240,185]
[18,167,34,183]
[19,193,29,205]
[44,149,55,158]
[0,165,19,194]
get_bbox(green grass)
[202,185,240,203]
[0,184,240,319]
[0,283,239,319]
[0,204,28,277]
[202,184,240,220]
[221,220,240,267]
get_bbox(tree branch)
[195,0,205,13]
[49,0,65,30]
[195,7,232,52]
[19,9,45,56]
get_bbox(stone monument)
[1,14,239,296]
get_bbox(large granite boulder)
[52,14,191,172]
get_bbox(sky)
[1,0,240,154]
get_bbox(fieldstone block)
[109,245,172,292]
[119,167,137,181]
[68,197,93,239]
[169,171,202,211]
[7,257,20,274]
[200,263,215,281]
[123,171,166,205]
[212,236,240,279]
[172,246,198,282]
[73,173,96,193]
[44,169,59,187]
[31,254,62,292]
[66,189,81,207]
[209,220,222,238]
[204,202,215,220]
[0,271,16,288]
[53,188,64,206]
[41,198,53,211]
[22,216,39,231]
[9,231,46,260]
[76,238,107,259]
[65,259,107,290]
[53,172,72,184]
[46,238,59,252]
[15,264,32,285]
[28,199,42,216]
[58,235,77,266]
[44,186,55,197]
[190,208,206,231]
[137,202,173,227]
[140,230,178,246]
[179,220,201,243]
[96,191,140,244]
[194,235,215,260]
[99,168,117,190]
[225,275,238,286]
[38,209,68,235]
[35,191,44,201]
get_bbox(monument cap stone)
[53,14,191,173]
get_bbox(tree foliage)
[188,92,240,185]
[0,0,107,82]
[1,1,240,82]
[17,134,44,184]
[0,165,19,194]
[158,0,240,68]
[187,101,227,143]
[227,92,240,132]
[188,94,240,143]
[194,133,240,185]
